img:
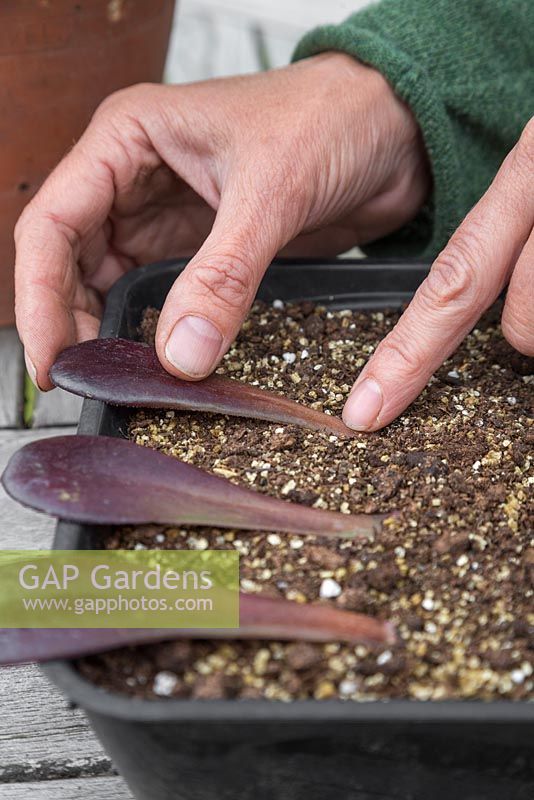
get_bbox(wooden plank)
[252,24,299,70]
[165,8,214,83]
[0,429,76,549]
[166,8,262,83]
[0,326,82,429]
[0,776,131,799]
[0,665,113,781]
[209,15,264,77]
[178,0,363,32]
[32,390,83,428]
[0,328,24,429]
[0,428,130,793]
[166,0,372,83]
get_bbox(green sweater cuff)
[293,24,461,258]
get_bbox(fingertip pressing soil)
[77,301,533,702]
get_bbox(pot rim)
[42,660,534,723]
[46,259,533,727]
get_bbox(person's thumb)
[155,194,296,380]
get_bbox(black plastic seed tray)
[45,259,534,800]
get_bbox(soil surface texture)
[78,300,533,702]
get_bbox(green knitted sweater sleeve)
[293,0,534,258]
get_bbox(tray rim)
[44,258,533,725]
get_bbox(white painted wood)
[0,776,131,799]
[0,327,82,429]
[32,390,83,429]
[166,0,374,82]
[209,15,264,77]
[0,429,76,549]
[166,8,262,83]
[0,328,24,429]
[178,0,372,34]
[165,8,214,83]
[251,25,297,71]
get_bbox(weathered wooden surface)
[32,389,83,429]
[0,427,133,799]
[0,777,131,799]
[0,665,113,781]
[167,0,371,82]
[0,428,77,548]
[0,328,23,429]
[0,336,83,430]
[177,0,363,36]
[166,7,263,82]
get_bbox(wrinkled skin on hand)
[19,56,532,430]
[15,53,428,414]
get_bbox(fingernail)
[24,350,39,389]
[343,378,383,431]
[165,316,223,378]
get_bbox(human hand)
[15,53,428,390]
[343,118,534,431]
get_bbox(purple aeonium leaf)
[0,593,396,665]
[49,338,355,437]
[1,436,387,539]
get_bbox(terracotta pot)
[0,0,176,327]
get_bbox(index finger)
[15,159,115,387]
[14,134,117,388]
[13,86,159,388]
[343,126,534,431]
